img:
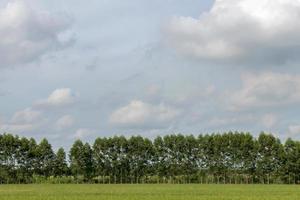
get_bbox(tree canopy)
[0,132,300,184]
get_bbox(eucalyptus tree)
[70,140,93,181]
[35,138,55,177]
[53,148,69,177]
[153,136,169,181]
[256,133,284,184]
[70,140,85,179]
[0,134,19,182]
[198,134,213,177]
[210,133,229,181]
[162,135,185,181]
[101,137,119,183]
[117,136,130,183]
[282,138,300,184]
[82,143,93,180]
[105,136,129,183]
[128,136,154,183]
[239,133,257,181]
[226,132,256,183]
[93,137,108,180]
[15,137,32,182]
[183,135,199,182]
[0,132,300,184]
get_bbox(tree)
[153,136,168,181]
[15,137,33,183]
[184,135,199,183]
[93,137,108,181]
[256,133,284,184]
[70,140,93,181]
[0,132,299,184]
[128,136,154,183]
[70,140,84,179]
[0,134,19,183]
[82,143,93,180]
[282,138,300,184]
[36,138,55,177]
[53,148,69,177]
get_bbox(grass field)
[0,184,299,200]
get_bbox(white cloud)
[109,100,180,129]
[288,125,300,137]
[0,123,36,133]
[11,107,41,123]
[46,88,75,106]
[0,1,73,68]
[0,107,42,133]
[74,128,94,139]
[55,115,74,130]
[36,88,77,107]
[261,113,278,129]
[230,72,300,110]
[1,88,77,134]
[166,0,300,64]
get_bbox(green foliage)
[70,140,93,181]
[36,139,55,177]
[53,148,69,177]
[0,132,300,184]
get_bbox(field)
[0,184,299,200]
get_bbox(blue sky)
[1,0,300,149]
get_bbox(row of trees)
[0,132,300,184]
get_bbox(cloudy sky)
[1,0,300,149]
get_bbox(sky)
[1,0,300,149]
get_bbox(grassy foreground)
[0,184,299,200]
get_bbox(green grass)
[0,184,299,200]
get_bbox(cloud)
[1,88,77,134]
[74,128,95,139]
[55,115,74,130]
[11,107,41,123]
[230,72,300,110]
[0,123,36,133]
[261,113,278,129]
[109,100,180,129]
[288,125,300,137]
[36,88,77,107]
[166,0,300,65]
[0,1,73,68]
[0,107,42,133]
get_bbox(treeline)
[0,132,300,184]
